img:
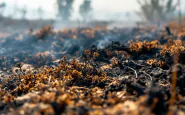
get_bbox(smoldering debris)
[0,25,131,70]
[0,23,185,115]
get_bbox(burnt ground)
[0,24,185,115]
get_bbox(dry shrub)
[160,40,185,64]
[59,28,78,39]
[55,27,109,40]
[129,40,159,54]
[28,51,56,67]
[167,22,185,36]
[36,25,54,39]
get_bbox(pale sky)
[0,0,140,19]
[1,0,184,20]
[2,0,139,12]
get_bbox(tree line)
[56,0,180,22]
[0,0,180,23]
[56,0,92,21]
[0,0,92,21]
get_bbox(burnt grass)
[0,25,185,115]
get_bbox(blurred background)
[0,0,184,32]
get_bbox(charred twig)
[125,65,138,78]
[48,75,51,84]
[142,71,152,81]
[117,61,138,78]
[130,60,145,67]
[82,60,88,74]
[166,26,171,36]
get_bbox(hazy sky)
[2,0,139,12]
[1,0,140,19]
[1,0,184,20]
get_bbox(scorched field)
[0,22,185,115]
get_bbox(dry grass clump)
[55,27,109,39]
[167,22,185,37]
[129,40,159,54]
[57,28,78,39]
[35,25,54,39]
[1,57,109,96]
[0,56,116,114]
[23,51,56,67]
[160,40,185,64]
[82,49,102,62]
